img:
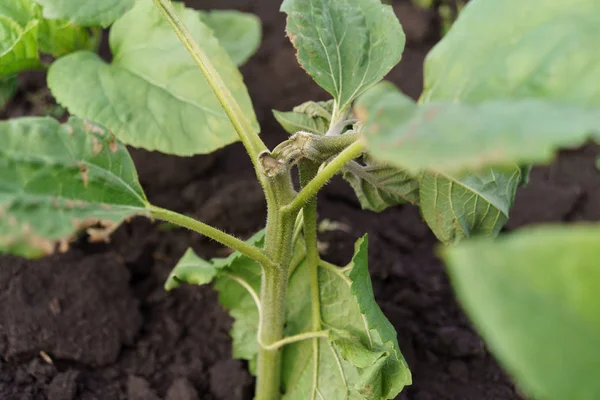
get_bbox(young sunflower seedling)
[2,0,600,400]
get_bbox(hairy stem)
[153,0,267,167]
[283,140,366,215]
[299,160,323,400]
[149,205,275,269]
[255,174,297,400]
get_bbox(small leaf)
[200,10,261,66]
[342,158,419,212]
[48,1,259,156]
[165,248,217,291]
[32,0,135,28]
[281,0,405,115]
[443,226,600,400]
[165,230,265,372]
[283,236,411,399]
[0,117,148,258]
[0,18,41,78]
[419,168,520,244]
[273,100,334,135]
[0,75,18,108]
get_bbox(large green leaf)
[443,226,600,400]
[200,10,261,66]
[166,235,411,399]
[48,1,258,156]
[0,18,41,78]
[414,0,600,243]
[358,83,600,174]
[36,17,97,57]
[0,117,148,258]
[342,158,419,212]
[32,0,135,28]
[421,0,600,105]
[281,0,405,116]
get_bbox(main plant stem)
[256,175,296,400]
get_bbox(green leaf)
[166,234,411,399]
[342,158,419,212]
[48,0,259,156]
[0,117,148,258]
[281,0,405,116]
[283,236,410,399]
[273,100,334,135]
[200,10,261,66]
[166,230,266,373]
[37,18,97,57]
[421,0,600,106]
[165,248,217,290]
[357,83,600,174]
[0,18,41,78]
[0,0,95,66]
[419,168,520,244]
[0,75,18,108]
[443,226,600,400]
[32,0,135,28]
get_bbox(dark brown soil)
[1,1,599,399]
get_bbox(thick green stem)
[148,205,275,269]
[255,174,296,400]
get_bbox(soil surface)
[1,1,599,399]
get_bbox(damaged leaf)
[0,117,148,258]
[273,100,334,135]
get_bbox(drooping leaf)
[0,117,148,258]
[200,10,261,66]
[283,236,411,399]
[48,0,259,156]
[166,234,411,399]
[0,18,41,78]
[357,82,600,174]
[342,158,419,212]
[0,75,18,108]
[443,226,600,400]
[32,0,135,28]
[281,0,405,116]
[419,168,520,244]
[273,100,334,135]
[165,230,266,373]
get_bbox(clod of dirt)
[436,326,485,358]
[209,359,253,400]
[0,251,142,366]
[48,370,80,400]
[166,378,199,400]
[128,375,160,400]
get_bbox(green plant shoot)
[1,0,600,399]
